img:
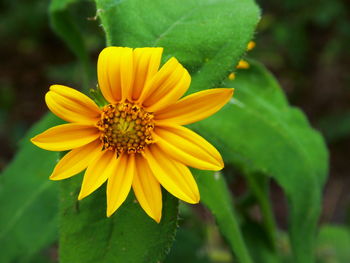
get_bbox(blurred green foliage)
[255,0,350,122]
[60,177,178,263]
[0,114,62,263]
[1,0,349,262]
[316,225,350,263]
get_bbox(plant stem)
[195,171,254,263]
[246,173,278,251]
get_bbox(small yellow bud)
[247,41,256,51]
[236,60,250,69]
[228,72,236,80]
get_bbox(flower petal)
[154,125,224,171]
[132,47,163,101]
[50,139,102,181]
[107,154,135,217]
[78,149,116,200]
[31,123,100,151]
[97,47,134,103]
[155,88,234,125]
[139,57,190,112]
[144,144,200,204]
[45,85,101,124]
[132,155,162,223]
[120,47,134,101]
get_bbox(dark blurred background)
[0,0,349,249]
[252,0,350,226]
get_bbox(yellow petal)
[50,139,102,181]
[154,125,224,171]
[97,47,134,103]
[138,57,190,112]
[78,150,116,200]
[132,47,163,101]
[155,88,233,125]
[106,154,135,217]
[132,155,162,223]
[31,123,100,151]
[120,47,134,101]
[45,85,101,124]
[144,145,199,204]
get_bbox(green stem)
[225,205,254,263]
[195,171,254,263]
[246,173,278,251]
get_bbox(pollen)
[97,102,155,156]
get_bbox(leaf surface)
[59,177,178,263]
[0,113,62,263]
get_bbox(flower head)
[31,47,233,222]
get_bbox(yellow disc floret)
[97,102,154,156]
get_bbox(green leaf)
[0,113,62,263]
[194,170,253,263]
[192,60,329,262]
[96,0,260,89]
[59,176,179,263]
[49,0,94,90]
[316,225,350,263]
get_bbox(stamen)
[97,102,155,156]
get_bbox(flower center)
[97,102,154,156]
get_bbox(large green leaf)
[192,60,329,262]
[0,113,62,263]
[59,176,178,263]
[96,0,260,89]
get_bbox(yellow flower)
[31,47,233,222]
